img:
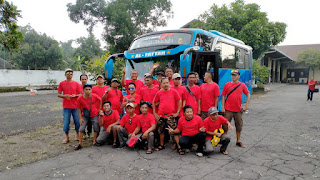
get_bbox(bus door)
[192,51,219,84]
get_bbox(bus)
[105,28,253,109]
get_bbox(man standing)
[57,69,82,144]
[185,72,201,115]
[116,103,141,149]
[121,68,144,95]
[102,78,123,115]
[153,78,181,150]
[140,73,159,114]
[138,102,157,154]
[96,101,120,147]
[204,107,234,155]
[79,73,92,139]
[122,82,142,115]
[200,71,220,119]
[75,84,102,150]
[307,77,316,101]
[80,74,88,87]
[92,75,109,98]
[221,70,250,148]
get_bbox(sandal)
[178,148,185,155]
[171,143,177,150]
[236,142,246,148]
[112,142,117,148]
[146,149,153,154]
[62,139,69,144]
[155,145,165,151]
[74,144,82,150]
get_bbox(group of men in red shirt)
[57,67,250,156]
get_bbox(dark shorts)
[222,110,243,132]
[158,116,177,134]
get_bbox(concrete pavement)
[1,84,320,179]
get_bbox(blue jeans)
[308,89,314,100]
[63,108,80,132]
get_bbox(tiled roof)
[275,44,320,61]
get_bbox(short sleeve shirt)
[57,80,82,109]
[200,82,220,112]
[153,88,181,117]
[139,113,156,133]
[119,114,141,134]
[222,82,249,112]
[125,79,144,95]
[185,85,201,115]
[309,80,316,91]
[172,86,187,117]
[203,115,228,140]
[123,94,142,115]
[77,94,102,117]
[102,110,120,130]
[106,88,124,114]
[177,115,203,137]
[92,85,109,98]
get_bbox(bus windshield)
[129,32,192,50]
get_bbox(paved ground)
[1,84,320,179]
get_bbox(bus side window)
[202,35,213,51]
[235,48,245,69]
[194,34,201,46]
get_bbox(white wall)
[0,69,96,87]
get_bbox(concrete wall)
[0,69,96,87]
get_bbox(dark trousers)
[308,89,314,101]
[86,121,92,135]
[179,132,206,153]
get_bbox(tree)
[0,0,23,62]
[12,25,63,70]
[74,33,104,61]
[252,60,269,88]
[191,0,287,59]
[67,0,173,53]
[297,48,320,77]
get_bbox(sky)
[9,0,320,49]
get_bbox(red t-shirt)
[102,110,120,130]
[177,115,204,136]
[185,85,201,115]
[203,115,228,140]
[200,82,220,112]
[153,79,159,86]
[125,79,144,95]
[140,86,159,114]
[92,85,109,98]
[106,88,124,114]
[153,88,181,117]
[172,86,187,117]
[222,82,249,112]
[119,114,141,134]
[309,80,316,91]
[138,113,156,133]
[123,94,141,115]
[77,94,102,117]
[57,80,82,109]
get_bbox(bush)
[252,60,269,88]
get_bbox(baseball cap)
[126,103,135,108]
[208,107,219,114]
[144,73,153,78]
[111,78,119,83]
[231,70,240,75]
[172,73,181,79]
[65,68,73,73]
[156,71,165,76]
[96,75,104,80]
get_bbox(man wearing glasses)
[221,70,250,148]
[57,69,82,144]
[121,68,144,95]
[122,82,141,115]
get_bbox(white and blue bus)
[105,28,253,109]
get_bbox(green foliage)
[46,78,57,92]
[68,56,86,71]
[0,0,23,61]
[60,40,75,68]
[252,60,269,88]
[297,48,320,76]
[74,33,104,61]
[67,0,173,53]
[12,25,63,70]
[191,0,286,59]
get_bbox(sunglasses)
[128,87,135,90]
[66,72,73,75]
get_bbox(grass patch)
[0,87,27,93]
[4,141,17,144]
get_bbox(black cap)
[156,71,165,76]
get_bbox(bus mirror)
[105,58,114,80]
[180,53,191,78]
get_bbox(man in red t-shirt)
[204,107,234,155]
[79,73,92,139]
[185,72,201,115]
[75,84,102,150]
[58,69,82,144]
[153,77,182,151]
[102,78,124,115]
[80,74,88,88]
[307,77,317,101]
[137,102,156,154]
[200,71,220,119]
[167,105,206,157]
[115,103,141,148]
[121,68,144,95]
[221,69,250,148]
[92,75,109,98]
[140,73,159,114]
[122,82,141,115]
[96,101,120,147]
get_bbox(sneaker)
[117,145,124,149]
[185,149,190,153]
[196,152,203,157]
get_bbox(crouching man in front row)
[203,107,234,155]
